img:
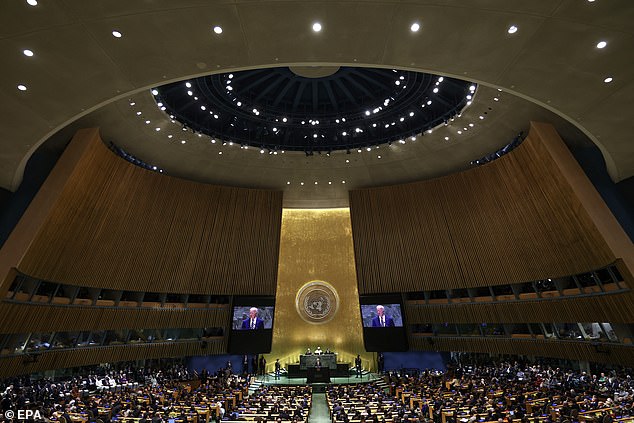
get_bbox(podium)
[307,367,330,383]
[299,353,337,370]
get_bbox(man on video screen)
[371,305,395,327]
[241,307,265,330]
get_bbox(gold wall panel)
[268,208,372,371]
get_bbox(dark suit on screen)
[371,315,395,327]
[241,317,265,329]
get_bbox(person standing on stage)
[355,354,362,378]
[275,359,281,379]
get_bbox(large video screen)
[360,294,408,352]
[228,296,275,354]
[360,304,404,327]
[232,306,275,330]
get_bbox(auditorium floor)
[308,393,330,423]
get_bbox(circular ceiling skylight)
[152,67,474,153]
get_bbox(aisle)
[308,392,331,423]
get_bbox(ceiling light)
[507,25,518,34]
[17,84,27,91]
[282,117,287,122]
[26,0,37,5]
[112,30,122,38]
[155,127,160,131]
[410,22,420,32]
[181,140,186,144]
[136,111,142,115]
[312,22,322,32]
[328,181,332,185]
[377,155,382,159]
[346,159,350,163]
[438,77,444,82]
[444,136,449,141]
[469,85,476,91]
[129,102,135,106]
[365,110,371,116]
[287,181,291,185]
[469,123,474,127]
[213,26,223,34]
[168,135,173,139]
[260,149,265,154]
[23,49,34,57]
[218,151,223,155]
[604,77,613,83]
[596,41,607,49]
[409,112,414,117]
[185,82,192,88]
[145,120,150,124]
[314,181,318,185]
[433,87,439,93]
[342,180,346,184]
[457,131,462,135]
[493,97,499,101]
[395,80,400,86]
[151,89,158,95]
[300,182,304,186]
[201,106,206,110]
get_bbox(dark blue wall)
[570,146,634,243]
[383,351,449,372]
[0,148,65,249]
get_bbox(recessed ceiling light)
[410,22,420,32]
[444,136,449,141]
[300,182,304,186]
[181,140,186,144]
[17,84,27,91]
[342,180,346,184]
[346,159,350,163]
[314,181,318,185]
[145,120,150,124]
[112,30,122,38]
[507,25,518,34]
[493,97,499,101]
[213,26,223,34]
[26,0,37,5]
[151,89,158,95]
[433,87,439,93]
[23,49,34,57]
[596,41,607,49]
[168,135,173,139]
[287,181,291,185]
[328,181,332,185]
[604,77,613,83]
[155,127,160,131]
[312,22,322,32]
[218,151,223,155]
[377,155,382,159]
[136,111,142,115]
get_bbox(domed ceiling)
[153,67,472,153]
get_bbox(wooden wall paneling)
[409,335,634,366]
[0,302,231,334]
[404,290,634,324]
[12,130,283,295]
[350,123,620,294]
[0,339,226,378]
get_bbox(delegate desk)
[299,353,337,370]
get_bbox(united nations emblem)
[295,281,339,324]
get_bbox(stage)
[253,371,383,386]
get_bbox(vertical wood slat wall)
[409,336,634,367]
[349,124,617,294]
[0,302,230,333]
[15,130,283,295]
[0,340,225,378]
